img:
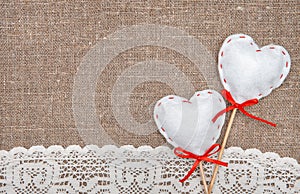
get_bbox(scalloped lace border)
[0,145,299,194]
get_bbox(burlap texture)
[0,0,299,161]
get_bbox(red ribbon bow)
[212,90,276,127]
[174,144,228,183]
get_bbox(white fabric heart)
[154,90,226,155]
[219,34,291,104]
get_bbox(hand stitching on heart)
[154,90,226,156]
[218,34,291,104]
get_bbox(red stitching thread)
[269,46,275,49]
[169,96,174,99]
[280,74,283,79]
[258,93,262,96]
[286,62,288,67]
[169,137,173,141]
[227,39,232,43]
[256,50,261,52]
[197,93,200,96]
[270,86,273,89]
[282,51,286,55]
[156,114,158,119]
[208,91,213,94]
[250,42,253,45]
[220,64,223,69]
[239,36,246,38]
[182,100,191,104]
[157,102,161,107]
[161,127,165,132]
[221,51,224,56]
[224,78,227,83]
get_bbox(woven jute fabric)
[0,1,299,161]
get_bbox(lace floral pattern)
[0,145,299,193]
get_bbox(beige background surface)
[0,0,299,161]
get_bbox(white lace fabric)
[0,145,299,194]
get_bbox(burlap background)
[1,1,299,161]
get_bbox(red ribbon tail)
[176,144,228,183]
[213,90,276,127]
[179,160,200,183]
[179,158,228,183]
[239,108,276,127]
[212,106,235,123]
[204,158,228,167]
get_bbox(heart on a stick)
[154,90,226,155]
[218,34,291,104]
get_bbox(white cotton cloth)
[218,34,291,104]
[154,90,226,156]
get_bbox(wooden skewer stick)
[199,162,208,194]
[208,108,237,194]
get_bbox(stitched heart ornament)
[154,90,226,155]
[219,34,291,104]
